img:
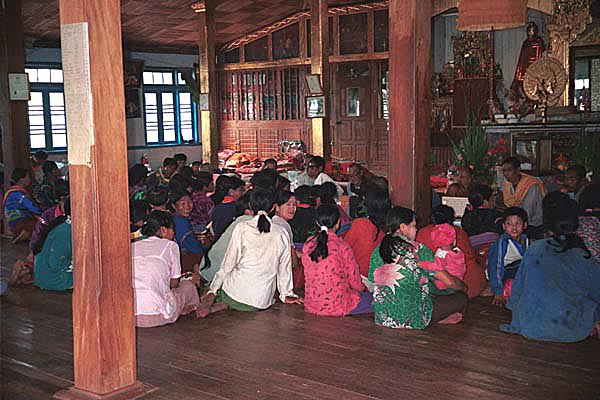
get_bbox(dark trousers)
[430,292,468,325]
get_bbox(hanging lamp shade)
[457,0,528,31]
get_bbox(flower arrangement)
[448,112,496,185]
[487,136,509,165]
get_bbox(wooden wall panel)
[219,121,309,159]
[340,144,353,159]
[280,128,303,140]
[258,128,279,159]
[221,128,239,150]
[239,128,258,154]
[355,144,368,162]
[370,124,389,166]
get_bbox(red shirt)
[302,233,364,316]
[344,218,384,277]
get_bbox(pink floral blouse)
[302,233,364,316]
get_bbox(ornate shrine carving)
[523,56,568,122]
[547,0,592,105]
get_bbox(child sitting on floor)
[302,205,371,316]
[197,189,303,317]
[487,207,530,307]
[421,223,466,291]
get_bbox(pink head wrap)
[430,223,456,247]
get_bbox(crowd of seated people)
[2,153,599,342]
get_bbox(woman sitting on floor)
[32,198,72,291]
[2,168,42,244]
[8,180,70,287]
[369,207,468,330]
[171,190,209,272]
[132,210,201,328]
[197,189,303,317]
[344,189,391,285]
[302,205,371,316]
[501,199,600,342]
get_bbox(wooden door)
[332,62,371,163]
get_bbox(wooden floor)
[1,237,599,400]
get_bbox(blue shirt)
[487,233,529,295]
[501,239,600,342]
[173,215,207,254]
[3,188,41,227]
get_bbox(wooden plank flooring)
[1,237,599,400]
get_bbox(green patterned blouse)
[368,235,436,329]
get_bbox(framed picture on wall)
[125,88,141,118]
[124,59,144,88]
[306,95,325,118]
[305,74,323,94]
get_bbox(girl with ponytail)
[501,199,600,342]
[302,205,372,316]
[197,188,302,317]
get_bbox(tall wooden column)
[388,0,432,224]
[0,0,30,189]
[310,0,331,160]
[195,0,219,167]
[54,0,154,398]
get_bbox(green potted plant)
[448,112,495,185]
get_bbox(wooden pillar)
[195,1,219,168]
[54,0,154,398]
[0,0,30,189]
[310,0,331,160]
[388,0,432,224]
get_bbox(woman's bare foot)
[195,303,212,318]
[438,312,463,324]
[9,261,32,286]
[195,302,228,318]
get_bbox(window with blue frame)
[142,70,197,145]
[25,67,67,151]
